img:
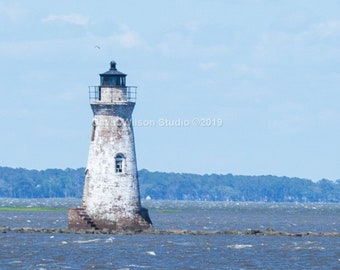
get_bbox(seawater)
[0,200,339,269]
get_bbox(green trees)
[137,170,339,202]
[0,166,339,202]
[0,167,84,198]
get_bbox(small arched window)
[115,154,124,173]
[91,121,96,141]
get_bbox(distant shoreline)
[1,167,339,202]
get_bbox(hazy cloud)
[0,2,25,20]
[158,33,228,57]
[235,63,263,76]
[199,62,217,70]
[313,20,340,37]
[43,13,88,26]
[185,20,201,32]
[111,24,142,48]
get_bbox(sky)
[1,0,340,181]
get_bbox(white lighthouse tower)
[69,61,152,231]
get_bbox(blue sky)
[1,1,340,181]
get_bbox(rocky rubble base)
[0,226,339,237]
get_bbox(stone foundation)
[68,207,152,232]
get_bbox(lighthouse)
[68,61,152,231]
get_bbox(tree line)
[0,166,339,202]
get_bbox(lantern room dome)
[100,60,126,86]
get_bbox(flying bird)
[94,45,101,49]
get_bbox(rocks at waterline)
[0,226,339,237]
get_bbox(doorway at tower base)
[68,207,153,232]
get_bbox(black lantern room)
[100,61,126,87]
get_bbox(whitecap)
[227,244,253,249]
[127,264,148,268]
[146,251,156,256]
[105,237,115,243]
[9,261,22,264]
[73,239,101,244]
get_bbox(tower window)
[91,121,96,141]
[115,154,124,173]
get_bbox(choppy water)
[0,199,339,269]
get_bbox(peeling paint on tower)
[68,61,152,231]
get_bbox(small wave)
[127,264,148,268]
[9,260,23,264]
[227,244,253,249]
[105,236,115,243]
[146,251,156,256]
[73,239,101,244]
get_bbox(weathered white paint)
[80,85,150,229]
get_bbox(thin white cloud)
[313,20,340,37]
[0,2,25,20]
[157,33,191,54]
[111,24,142,48]
[157,33,228,56]
[199,62,217,70]
[0,106,35,120]
[235,63,262,76]
[43,13,88,26]
[185,20,201,32]
[254,20,340,65]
